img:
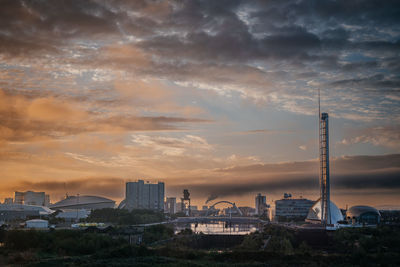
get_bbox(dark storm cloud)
[16,177,125,199]
[253,0,400,27]
[8,154,400,200]
[0,0,399,122]
[0,0,161,56]
[181,154,400,198]
[1,0,398,68]
[220,154,400,174]
[330,74,400,91]
[170,170,400,199]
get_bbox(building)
[0,204,54,221]
[124,180,165,211]
[50,195,115,211]
[26,219,48,229]
[14,191,46,206]
[56,209,90,221]
[255,193,267,216]
[3,198,13,204]
[379,210,400,225]
[346,206,381,225]
[14,192,24,204]
[176,202,182,212]
[239,206,256,217]
[165,197,177,214]
[306,199,343,224]
[45,194,50,206]
[275,197,315,221]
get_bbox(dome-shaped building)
[306,198,343,225]
[346,205,380,225]
[50,195,115,211]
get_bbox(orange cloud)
[27,97,87,122]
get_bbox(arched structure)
[306,198,343,225]
[346,206,380,225]
[206,201,243,216]
[50,195,115,211]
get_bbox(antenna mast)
[318,88,320,118]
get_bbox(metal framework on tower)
[319,90,331,225]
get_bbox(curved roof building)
[0,204,54,215]
[306,199,343,225]
[50,195,115,210]
[346,205,380,225]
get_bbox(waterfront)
[175,221,259,235]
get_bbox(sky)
[0,0,399,209]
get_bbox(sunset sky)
[1,0,399,209]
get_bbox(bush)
[86,208,166,225]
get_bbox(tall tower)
[319,90,331,225]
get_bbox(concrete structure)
[306,199,343,224]
[255,193,267,216]
[0,204,54,221]
[3,198,13,204]
[346,206,381,225]
[50,195,115,210]
[14,191,24,204]
[165,197,177,214]
[275,197,315,221]
[56,209,90,221]
[176,202,182,212]
[239,206,256,217]
[45,194,50,206]
[14,191,47,206]
[124,180,165,211]
[26,219,48,229]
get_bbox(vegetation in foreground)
[0,224,399,266]
[86,208,166,225]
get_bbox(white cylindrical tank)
[26,219,48,228]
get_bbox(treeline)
[1,225,399,266]
[0,225,174,265]
[3,229,125,254]
[333,225,400,265]
[86,208,165,225]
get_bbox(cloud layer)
[0,0,399,207]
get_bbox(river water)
[175,221,259,235]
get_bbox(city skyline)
[0,1,399,209]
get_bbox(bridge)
[205,200,243,217]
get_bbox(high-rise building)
[125,180,165,211]
[255,193,267,216]
[165,197,176,214]
[14,191,46,206]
